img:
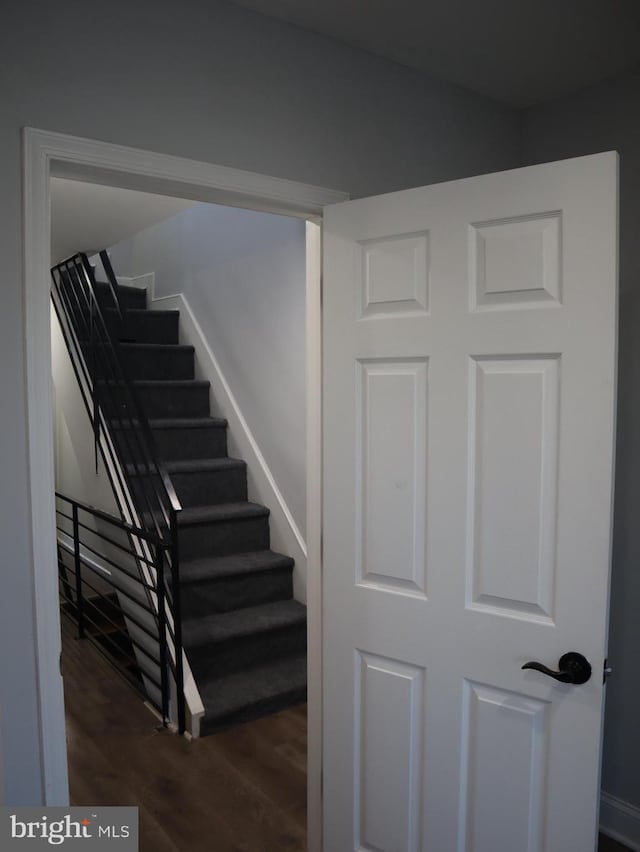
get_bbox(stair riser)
[110,432,160,465]
[174,466,247,507]
[119,347,194,381]
[102,384,210,418]
[96,288,147,312]
[107,312,180,345]
[59,285,147,329]
[181,568,293,616]
[153,426,228,461]
[65,306,177,347]
[201,685,307,735]
[179,516,270,560]
[113,425,228,462]
[130,466,247,508]
[92,347,194,381]
[188,623,307,681]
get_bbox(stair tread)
[110,416,227,429]
[131,378,209,388]
[105,308,179,317]
[167,457,244,473]
[198,653,307,724]
[178,501,270,526]
[180,550,294,584]
[183,598,306,648]
[118,342,194,353]
[126,457,244,476]
[150,416,226,428]
[98,378,208,388]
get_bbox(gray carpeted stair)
[112,417,229,461]
[197,653,306,734]
[105,308,180,344]
[96,280,306,733]
[183,599,306,680]
[127,457,248,507]
[100,378,211,418]
[118,342,195,381]
[96,281,147,310]
[180,551,295,615]
[177,502,272,560]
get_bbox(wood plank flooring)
[62,617,307,852]
[62,616,629,852]
[599,836,634,852]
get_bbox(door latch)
[522,652,592,685]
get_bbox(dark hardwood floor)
[62,616,629,852]
[62,617,307,852]
[599,835,633,852]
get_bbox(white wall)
[522,67,640,827]
[51,312,120,516]
[50,179,195,265]
[108,203,307,538]
[0,0,519,804]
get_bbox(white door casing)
[322,153,618,852]
[23,127,347,818]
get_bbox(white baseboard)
[600,792,640,850]
[150,291,308,603]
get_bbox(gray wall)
[0,0,520,804]
[108,203,307,537]
[51,314,120,517]
[521,67,640,811]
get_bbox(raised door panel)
[466,356,559,622]
[459,681,548,852]
[356,359,428,597]
[355,652,425,852]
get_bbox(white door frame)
[23,127,347,845]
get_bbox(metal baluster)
[156,543,170,727]
[72,504,85,639]
[170,509,186,734]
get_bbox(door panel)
[322,153,618,852]
[467,354,559,621]
[357,358,428,596]
[355,652,425,852]
[459,680,548,852]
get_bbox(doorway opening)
[24,127,343,851]
[51,181,309,724]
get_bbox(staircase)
[90,275,307,735]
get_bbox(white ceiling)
[232,0,640,107]
[50,178,195,265]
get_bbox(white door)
[322,153,618,852]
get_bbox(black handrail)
[68,254,181,525]
[97,250,181,520]
[51,252,186,733]
[53,260,162,534]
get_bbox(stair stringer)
[147,288,308,604]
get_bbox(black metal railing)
[51,252,185,732]
[56,492,174,723]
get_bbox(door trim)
[23,127,347,843]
